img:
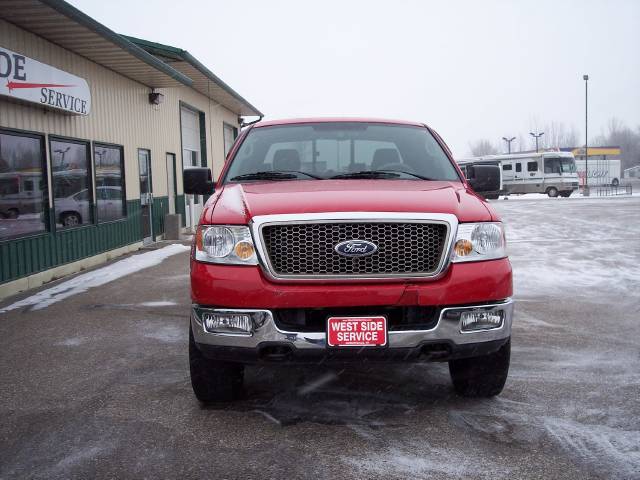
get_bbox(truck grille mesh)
[261,222,448,277]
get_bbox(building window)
[502,164,512,171]
[527,161,538,172]
[224,123,238,157]
[51,137,92,228]
[0,130,47,240]
[94,143,126,222]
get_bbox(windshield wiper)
[330,170,434,180]
[374,170,434,180]
[330,170,401,179]
[274,170,324,179]
[230,171,324,182]
[230,171,298,181]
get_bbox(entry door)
[524,159,543,193]
[181,106,203,228]
[166,153,176,214]
[138,149,153,244]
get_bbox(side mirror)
[466,164,501,194]
[184,167,215,195]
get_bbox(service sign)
[0,46,91,115]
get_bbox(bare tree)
[544,121,579,149]
[593,118,640,170]
[527,120,579,150]
[468,139,499,156]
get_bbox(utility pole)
[529,132,544,153]
[502,136,516,154]
[583,74,590,195]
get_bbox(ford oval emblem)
[334,239,378,257]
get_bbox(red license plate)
[326,316,387,347]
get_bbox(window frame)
[49,135,93,231]
[92,141,127,224]
[0,127,49,242]
[223,122,239,158]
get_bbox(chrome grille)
[261,222,448,277]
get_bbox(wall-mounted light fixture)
[149,89,164,105]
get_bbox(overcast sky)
[70,0,640,156]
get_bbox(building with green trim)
[0,0,262,299]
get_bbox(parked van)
[0,170,44,218]
[458,152,579,197]
[575,158,621,187]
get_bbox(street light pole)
[502,136,516,154]
[583,74,589,195]
[529,132,544,153]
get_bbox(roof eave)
[39,0,193,87]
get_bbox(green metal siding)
[175,194,185,227]
[0,199,145,284]
[152,196,169,239]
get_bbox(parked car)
[55,186,123,226]
[185,118,513,403]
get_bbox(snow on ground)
[492,195,640,298]
[0,244,189,314]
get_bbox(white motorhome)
[575,158,621,187]
[458,152,580,197]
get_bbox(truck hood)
[202,180,496,225]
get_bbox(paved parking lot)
[0,195,639,479]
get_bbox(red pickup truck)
[184,118,512,403]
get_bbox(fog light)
[202,312,253,335]
[460,309,504,332]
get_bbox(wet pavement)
[0,195,639,479]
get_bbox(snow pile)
[0,244,189,313]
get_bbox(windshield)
[561,158,576,173]
[224,123,461,183]
[544,157,576,174]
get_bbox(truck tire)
[448,338,510,397]
[189,326,244,403]
[546,187,558,198]
[612,178,619,187]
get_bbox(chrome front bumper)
[191,299,514,353]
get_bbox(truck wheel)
[189,326,243,403]
[546,187,558,198]
[448,338,510,397]
[612,178,619,187]
[6,208,19,219]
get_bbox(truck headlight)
[195,225,258,265]
[451,222,506,262]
